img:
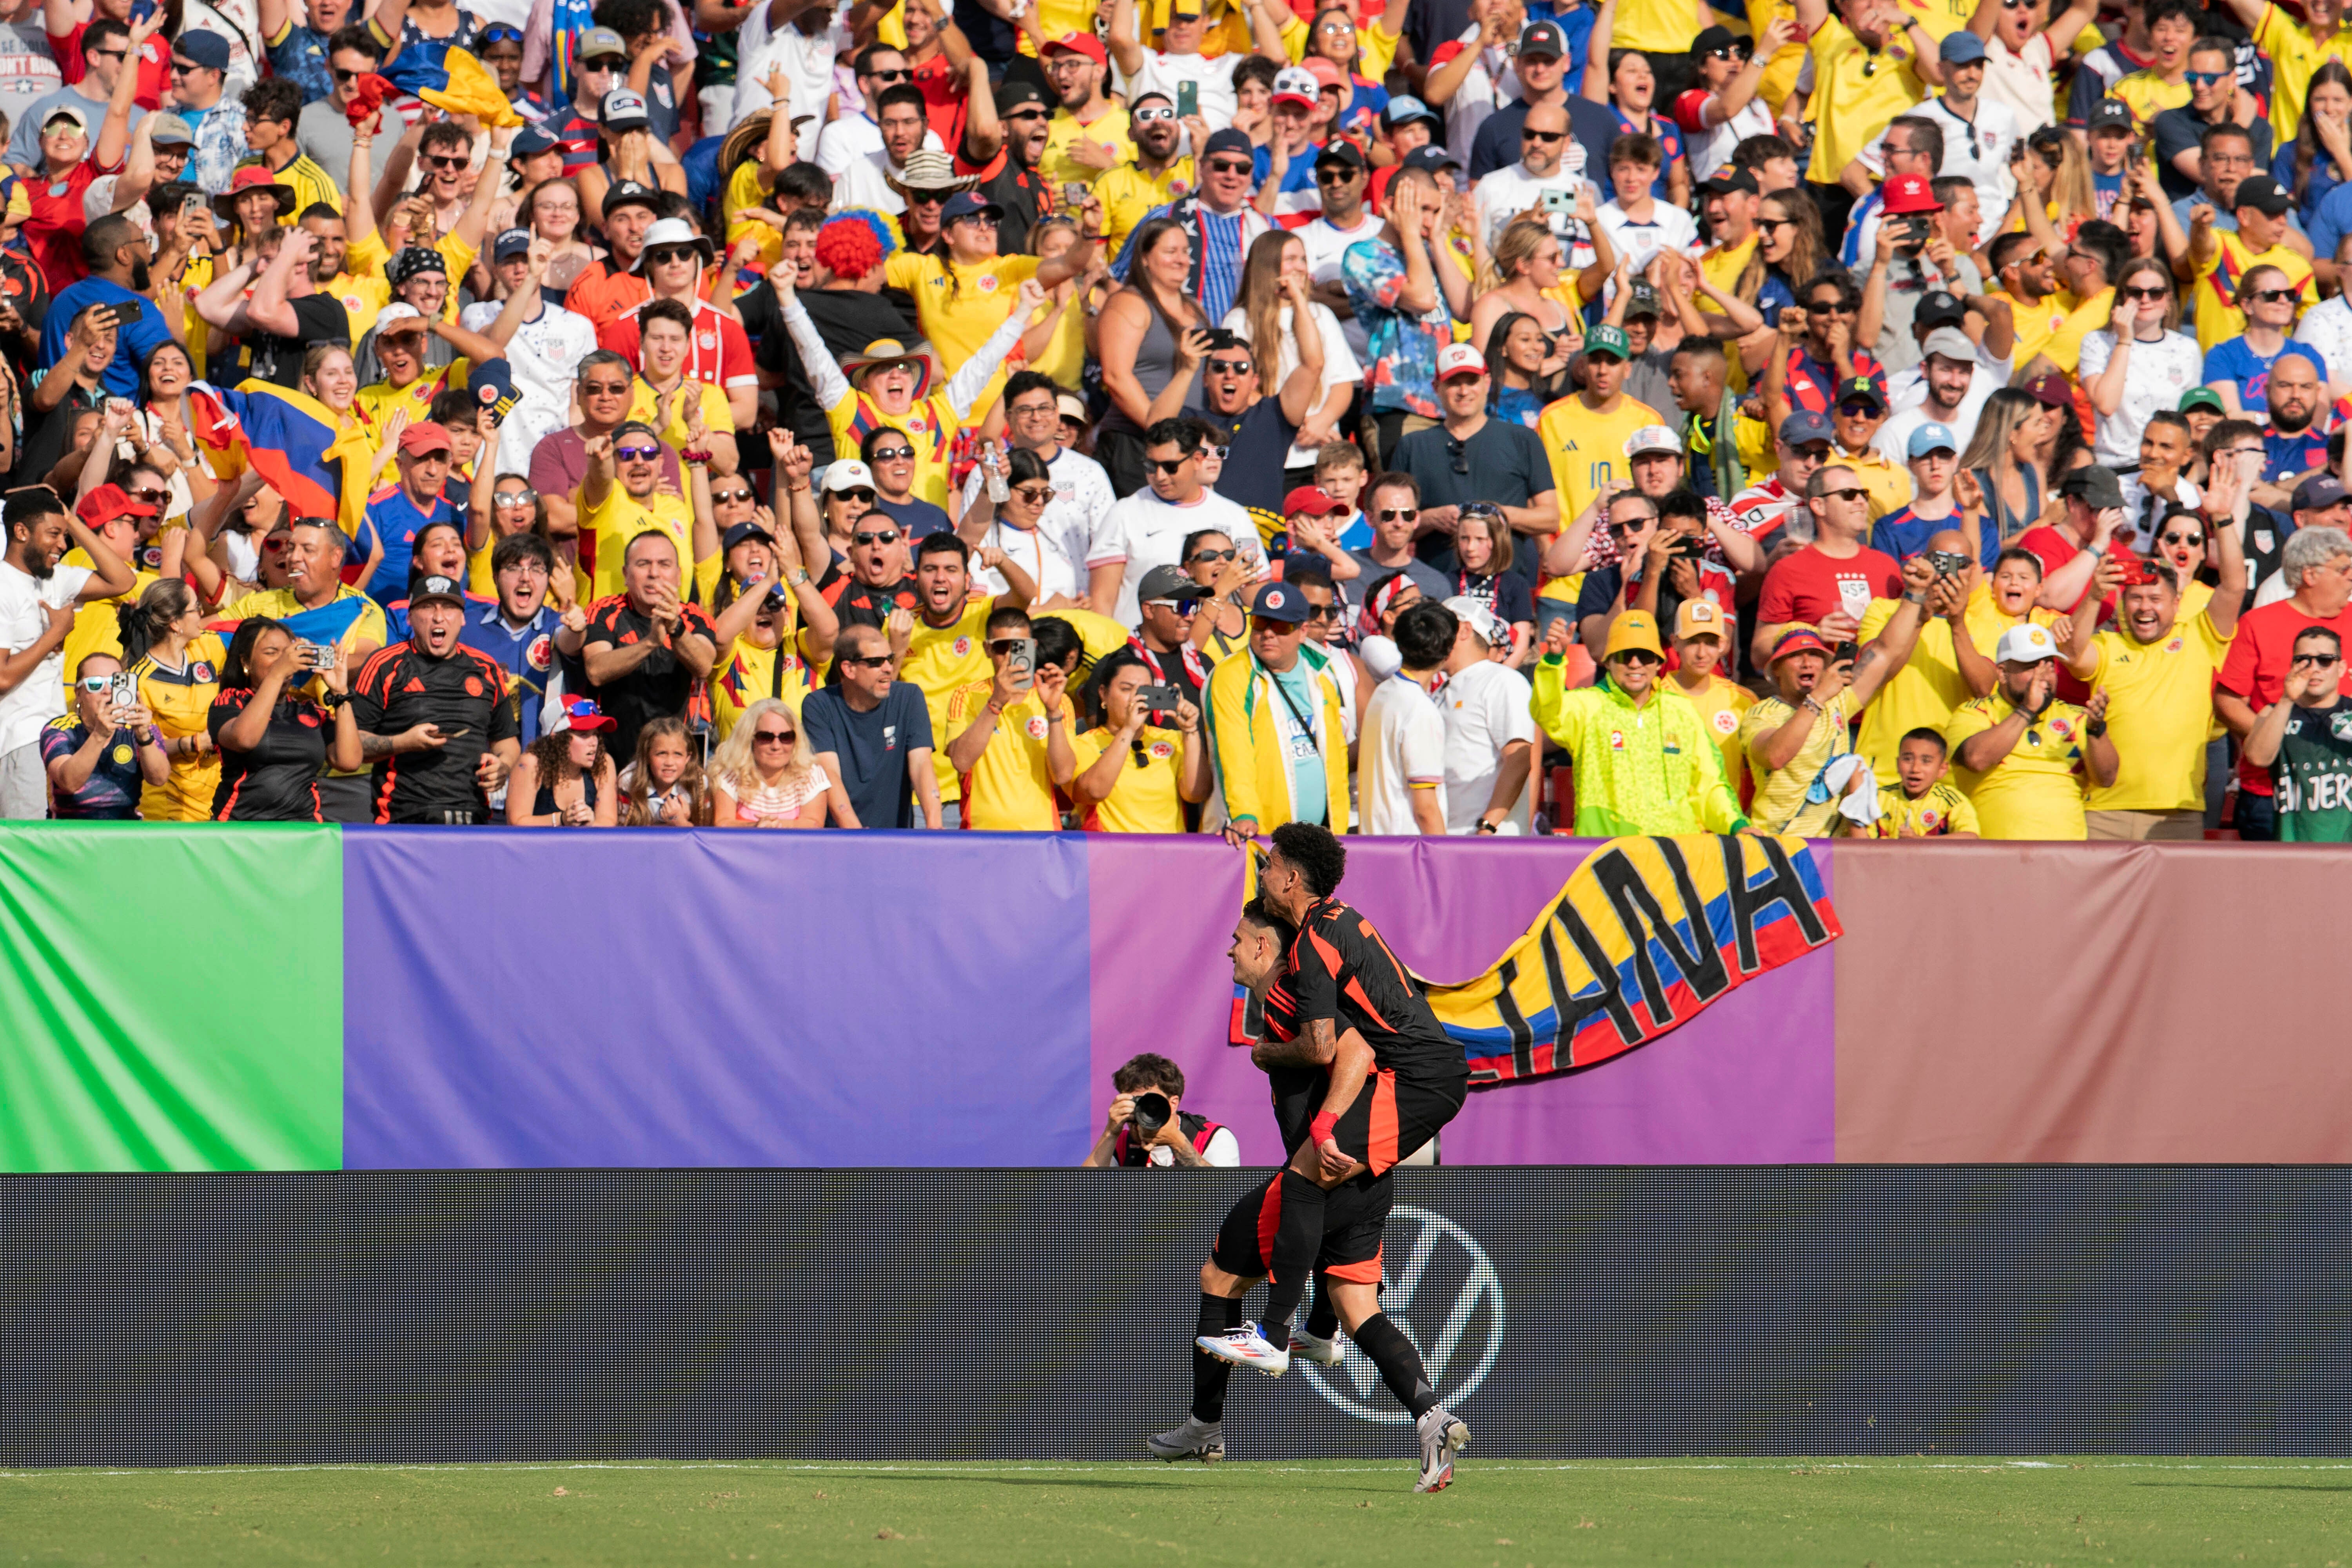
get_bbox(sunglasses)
[1705,43,1751,58]
[1448,436,1471,475]
[614,444,662,461]
[583,380,632,396]
[1606,519,1650,535]
[1206,357,1252,374]
[1002,110,1044,123]
[1151,597,1201,616]
[424,153,468,171]
[1149,456,1194,475]
[711,487,755,504]
[1314,166,1360,183]
[2293,651,2343,666]
[753,727,797,743]
[1758,216,1796,231]
[1133,105,1174,123]
[1819,486,1869,503]
[1301,601,1338,621]
[168,60,203,74]
[907,191,949,205]
[1838,402,1879,418]
[1012,484,1054,503]
[2122,285,2169,301]
[1377,507,1418,521]
[851,526,898,544]
[867,66,910,81]
[87,46,124,61]
[2247,287,2299,304]
[1521,128,1564,143]
[1613,648,1664,666]
[332,65,363,82]
[1251,616,1303,634]
[2185,69,2227,85]
[1207,158,1254,174]
[77,675,114,692]
[2158,530,2203,546]
[868,445,915,462]
[1809,300,1858,315]
[837,652,896,668]
[953,211,1002,226]
[1189,547,1238,563]
[646,247,701,266]
[128,487,168,505]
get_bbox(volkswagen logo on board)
[1297,1206,1504,1424]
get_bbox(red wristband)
[1310,1112,1338,1144]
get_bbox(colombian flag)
[381,45,524,128]
[188,381,377,543]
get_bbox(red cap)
[1301,55,1344,88]
[227,164,283,195]
[1041,31,1106,64]
[1880,172,1942,215]
[1769,627,1831,663]
[398,419,455,457]
[1282,484,1345,517]
[76,482,158,526]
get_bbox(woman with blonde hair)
[1468,217,1584,361]
[506,699,620,826]
[620,716,708,827]
[708,695,830,828]
[1221,229,1358,476]
[1956,387,2053,547]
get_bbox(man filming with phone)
[1080,1053,1239,1168]
[346,574,522,824]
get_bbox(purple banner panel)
[342,829,1094,1167]
[1135,838,1837,1168]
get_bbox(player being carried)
[1149,823,1474,1492]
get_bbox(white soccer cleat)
[1413,1405,1470,1493]
[1196,1321,1291,1377]
[1288,1327,1345,1366]
[1146,1416,1225,1463]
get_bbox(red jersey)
[596,296,757,393]
[2217,597,2352,795]
[909,53,969,155]
[52,23,167,107]
[24,161,99,292]
[1756,543,1903,630]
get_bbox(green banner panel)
[0,824,342,1171]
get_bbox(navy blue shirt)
[875,494,953,541]
[802,679,933,829]
[458,600,568,743]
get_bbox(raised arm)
[944,279,1048,419]
[449,127,515,254]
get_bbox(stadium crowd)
[4,0,2352,838]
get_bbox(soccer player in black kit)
[1150,823,1474,1491]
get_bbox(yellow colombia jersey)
[1095,158,1192,256]
[902,599,994,804]
[2109,67,2191,132]
[1041,105,1136,191]
[883,250,1042,418]
[1276,13,1400,77]
[1740,686,1860,837]
[629,376,736,446]
[711,634,814,744]
[2254,5,2352,138]
[1943,693,2093,839]
[2083,610,2234,812]
[354,361,471,430]
[2192,233,2316,353]
[1746,0,1806,109]
[1864,779,1981,837]
[944,679,1069,831]
[1537,392,1668,539]
[578,485,694,606]
[58,566,158,704]
[1804,17,1927,184]
[1069,722,1191,832]
[1855,596,1974,784]
[1671,671,1756,804]
[131,629,227,822]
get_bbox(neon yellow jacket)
[1204,646,1351,833]
[1530,656,1749,837]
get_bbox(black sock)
[1191,1292,1242,1424]
[1303,1270,1339,1339]
[1351,1312,1439,1419]
[1259,1169,1328,1339]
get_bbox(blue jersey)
[361,484,463,605]
[457,601,567,744]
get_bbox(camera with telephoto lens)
[1130,1092,1172,1139]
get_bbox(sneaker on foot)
[1146,1416,1225,1462]
[1289,1327,1344,1366]
[1196,1321,1291,1377]
[1413,1405,1470,1492]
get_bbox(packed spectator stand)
[4,0,2351,842]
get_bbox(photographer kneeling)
[1082,1053,1240,1169]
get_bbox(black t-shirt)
[967,147,1045,255]
[800,679,934,828]
[1192,397,1301,518]
[17,378,105,486]
[2243,505,2294,603]
[346,641,522,821]
[581,597,717,759]
[2151,106,2273,201]
[1284,897,1463,1083]
[775,287,916,465]
[1395,419,1553,593]
[207,687,330,820]
[1256,975,1332,1156]
[243,295,354,389]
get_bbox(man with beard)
[2258,350,2332,489]
[1039,33,1131,195]
[960,78,1052,254]
[0,485,136,818]
[348,573,521,823]
[818,51,937,214]
[1091,89,1186,257]
[897,530,1036,826]
[40,213,171,400]
[1173,326,1318,521]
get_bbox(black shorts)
[1330,1067,1468,1175]
[1210,1169,1394,1287]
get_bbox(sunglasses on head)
[614,443,662,461]
[851,526,897,544]
[868,444,916,462]
[1149,456,1194,475]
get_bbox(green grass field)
[7,1458,2352,1567]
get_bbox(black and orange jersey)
[1281,898,1463,1085]
[818,565,919,635]
[1257,978,1331,1157]
[347,641,521,822]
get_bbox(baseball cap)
[1907,421,1958,459]
[2057,465,2124,508]
[601,87,649,132]
[1585,323,1631,361]
[555,696,618,734]
[1698,167,1759,197]
[1626,423,1680,458]
[2023,372,2073,410]
[2294,474,2351,510]
[1401,143,1462,176]
[2234,173,2293,216]
[76,482,157,526]
[1939,29,1987,62]
[1692,23,1742,55]
[1920,325,1977,364]
[1314,138,1367,172]
[372,301,429,335]
[1517,19,1566,57]
[1769,627,1831,663]
[1041,32,1106,63]
[1881,172,1942,215]
[1271,64,1318,109]
[1250,581,1311,624]
[1673,598,1727,641]
[398,420,454,457]
[1779,409,1835,446]
[511,125,558,159]
[1381,94,1440,133]
[579,25,628,59]
[41,103,87,133]
[1442,595,1510,647]
[2178,386,2225,414]
[2086,98,2134,132]
[1994,622,2060,664]
[1282,484,1346,516]
[1056,392,1089,424]
[146,112,193,147]
[720,520,777,552]
[492,225,532,260]
[410,573,468,608]
[995,78,1048,114]
[823,459,879,494]
[1625,280,1662,319]
[1916,289,1966,328]
[1835,375,1887,413]
[174,30,229,71]
[1138,563,1208,603]
[1301,54,1345,90]
[601,179,661,220]
[1203,127,1254,162]
[1435,342,1486,381]
[1602,611,1663,661]
[470,358,517,425]
[939,190,1004,225]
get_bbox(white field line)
[7,1458,2352,1480]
